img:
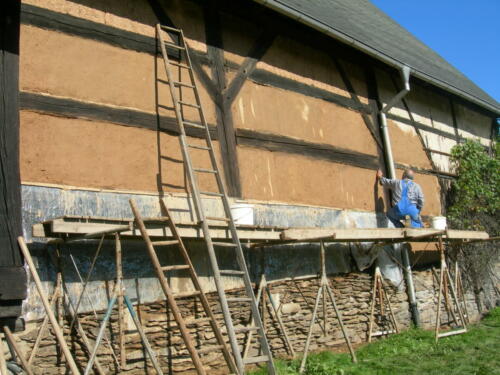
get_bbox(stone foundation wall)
[12,268,482,374]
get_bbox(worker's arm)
[416,184,425,211]
[376,169,399,189]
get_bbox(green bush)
[446,138,499,311]
[447,139,500,231]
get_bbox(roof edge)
[254,0,500,115]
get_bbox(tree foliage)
[447,139,500,231]
[446,139,499,311]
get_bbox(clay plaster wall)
[19,0,495,214]
[375,68,494,175]
[19,25,216,124]
[232,79,378,156]
[20,111,224,194]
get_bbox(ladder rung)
[161,265,190,272]
[437,328,467,338]
[152,240,179,246]
[205,216,229,222]
[170,61,190,69]
[178,101,200,108]
[174,290,201,299]
[187,144,211,150]
[212,242,238,247]
[183,121,205,129]
[371,330,396,337]
[185,317,211,326]
[160,25,181,33]
[243,355,269,365]
[200,191,224,197]
[235,326,260,333]
[193,168,218,174]
[141,217,170,223]
[174,81,195,88]
[220,270,245,276]
[226,297,251,303]
[198,345,223,355]
[165,42,185,50]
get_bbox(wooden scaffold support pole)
[454,262,469,325]
[17,237,81,375]
[243,273,296,359]
[367,265,400,342]
[84,233,163,375]
[299,241,357,374]
[434,236,468,342]
[3,327,34,375]
[0,333,8,375]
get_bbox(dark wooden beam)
[449,98,461,143]
[19,91,219,139]
[223,30,276,106]
[332,57,383,150]
[20,4,373,117]
[236,128,380,170]
[386,113,465,142]
[20,91,454,181]
[0,0,27,307]
[389,74,449,212]
[204,1,242,197]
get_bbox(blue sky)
[371,0,500,103]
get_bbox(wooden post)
[299,284,323,374]
[0,334,7,375]
[243,276,265,359]
[367,268,378,343]
[299,241,356,373]
[49,248,107,375]
[3,327,34,375]
[28,283,61,365]
[434,244,445,343]
[368,266,399,342]
[17,237,81,375]
[115,233,126,369]
[56,253,65,367]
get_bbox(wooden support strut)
[243,274,295,359]
[299,240,357,374]
[17,237,81,375]
[367,266,400,343]
[434,236,468,342]
[3,327,34,375]
[130,198,238,375]
[84,282,163,375]
[115,233,127,369]
[48,248,108,375]
[0,334,7,375]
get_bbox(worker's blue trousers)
[387,205,423,228]
[387,180,423,228]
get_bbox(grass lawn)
[250,307,500,375]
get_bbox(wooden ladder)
[129,198,238,375]
[155,24,276,375]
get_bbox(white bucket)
[230,203,254,225]
[432,216,447,230]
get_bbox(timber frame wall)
[2,0,498,318]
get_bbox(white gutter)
[253,0,500,115]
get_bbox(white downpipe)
[379,66,421,327]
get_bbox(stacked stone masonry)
[15,269,480,374]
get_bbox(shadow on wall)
[25,238,358,319]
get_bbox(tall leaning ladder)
[156,24,276,375]
[130,199,237,374]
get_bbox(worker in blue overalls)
[377,168,425,228]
